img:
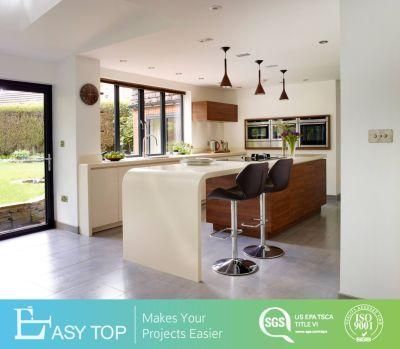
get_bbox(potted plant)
[171,142,193,155]
[104,151,125,161]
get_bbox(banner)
[0,300,395,348]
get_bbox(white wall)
[340,0,400,298]
[53,56,101,228]
[224,80,340,196]
[0,52,56,84]
[101,68,233,152]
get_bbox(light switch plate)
[368,129,393,143]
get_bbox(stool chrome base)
[212,258,258,276]
[243,244,284,259]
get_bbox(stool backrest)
[236,162,269,199]
[268,159,293,191]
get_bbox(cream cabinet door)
[91,168,119,228]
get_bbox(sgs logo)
[259,307,294,344]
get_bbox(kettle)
[209,140,221,153]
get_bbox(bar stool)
[208,163,269,276]
[243,159,293,259]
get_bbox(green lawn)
[0,161,45,206]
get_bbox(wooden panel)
[192,101,238,122]
[206,159,326,237]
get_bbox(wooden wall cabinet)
[192,101,238,122]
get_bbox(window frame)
[100,79,185,157]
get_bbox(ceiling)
[0,0,340,88]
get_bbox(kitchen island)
[206,157,326,238]
[122,155,325,282]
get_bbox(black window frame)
[100,79,184,157]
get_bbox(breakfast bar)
[122,155,325,282]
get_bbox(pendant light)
[279,69,289,100]
[254,60,265,95]
[220,47,232,88]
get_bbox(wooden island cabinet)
[206,158,326,237]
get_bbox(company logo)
[344,304,384,343]
[259,307,294,344]
[15,306,52,340]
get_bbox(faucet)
[141,120,158,157]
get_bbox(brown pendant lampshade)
[220,47,232,88]
[279,69,289,100]
[254,60,265,95]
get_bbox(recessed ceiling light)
[319,40,328,44]
[148,66,155,70]
[198,77,205,80]
[209,4,222,11]
[199,37,214,43]
[175,72,183,75]
[265,64,278,68]
[119,59,128,63]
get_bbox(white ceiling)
[85,0,340,88]
[0,0,340,88]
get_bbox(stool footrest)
[209,228,243,240]
[241,222,261,228]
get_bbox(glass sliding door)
[0,79,53,240]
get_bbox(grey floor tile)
[0,202,340,299]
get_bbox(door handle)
[43,153,52,172]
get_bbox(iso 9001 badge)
[344,304,384,343]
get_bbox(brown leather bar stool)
[243,159,293,259]
[208,162,269,276]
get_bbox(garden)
[0,103,45,206]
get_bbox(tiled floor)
[0,201,340,299]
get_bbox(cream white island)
[122,156,324,282]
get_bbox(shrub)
[10,149,30,160]
[0,103,44,155]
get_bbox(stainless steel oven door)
[246,121,270,142]
[299,120,328,147]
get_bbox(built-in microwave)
[245,120,270,148]
[299,117,329,148]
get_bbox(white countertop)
[81,150,246,169]
[128,155,325,178]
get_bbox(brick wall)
[0,198,45,232]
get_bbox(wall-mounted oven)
[245,120,270,148]
[299,117,329,148]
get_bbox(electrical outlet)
[61,195,68,203]
[60,140,65,147]
[368,129,393,143]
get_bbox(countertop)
[127,155,325,178]
[81,150,246,170]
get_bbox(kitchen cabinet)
[192,101,238,122]
[91,168,119,228]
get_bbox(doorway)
[0,79,54,239]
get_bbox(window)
[100,80,184,157]
[166,92,183,151]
